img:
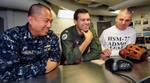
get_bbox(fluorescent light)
[58,9,74,19]
[111,10,120,14]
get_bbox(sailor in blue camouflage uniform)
[0,3,60,82]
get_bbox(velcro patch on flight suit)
[62,30,68,40]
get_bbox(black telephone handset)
[105,57,133,72]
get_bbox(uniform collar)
[25,23,52,39]
[22,23,36,39]
[73,25,84,37]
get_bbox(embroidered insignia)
[44,45,51,48]
[44,45,51,52]
[62,34,68,40]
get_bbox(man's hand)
[82,30,93,42]
[100,49,112,60]
[45,59,57,73]
[79,30,93,54]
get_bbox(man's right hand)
[82,30,93,42]
[79,30,93,55]
[100,49,112,60]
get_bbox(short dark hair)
[74,8,89,20]
[28,3,51,16]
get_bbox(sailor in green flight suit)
[60,8,101,65]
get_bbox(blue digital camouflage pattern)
[0,23,60,82]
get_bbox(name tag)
[44,45,51,52]
[22,50,34,55]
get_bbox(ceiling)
[0,0,150,16]
[47,0,150,16]
[0,0,41,11]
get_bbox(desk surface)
[7,60,150,83]
[63,60,150,83]
[8,66,62,83]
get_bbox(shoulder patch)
[62,33,68,40]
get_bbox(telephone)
[105,57,133,72]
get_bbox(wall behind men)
[0,9,100,38]
[0,10,27,31]
[132,6,150,49]
[51,17,74,36]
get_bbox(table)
[8,66,62,83]
[7,60,150,83]
[63,60,150,83]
